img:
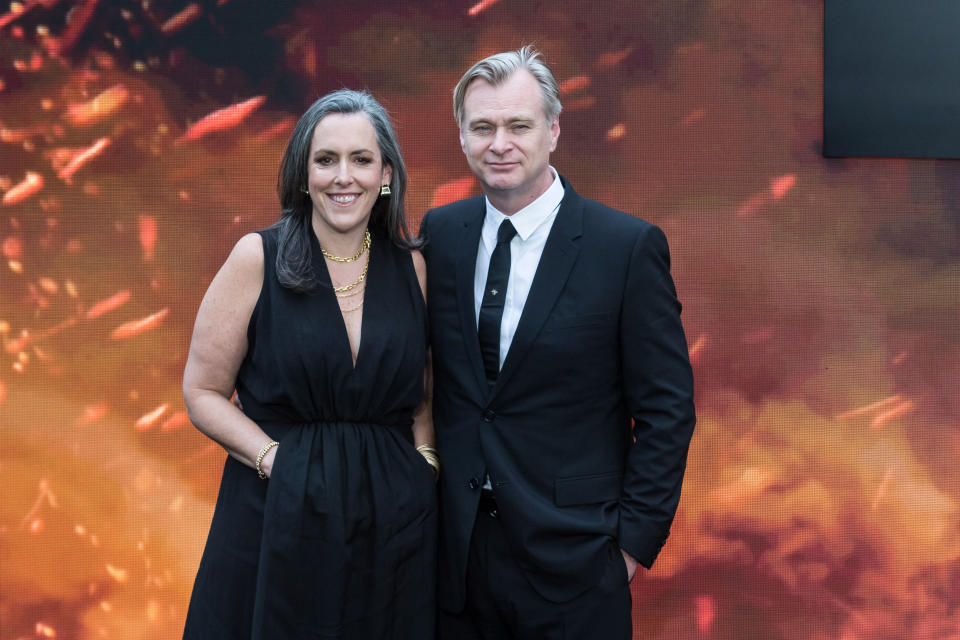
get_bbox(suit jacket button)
[482,410,495,422]
[468,478,479,490]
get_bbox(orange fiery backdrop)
[2,1,959,639]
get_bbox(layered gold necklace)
[321,229,371,313]
[321,229,371,263]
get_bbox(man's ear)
[549,117,560,152]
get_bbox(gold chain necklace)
[331,242,370,293]
[335,283,365,299]
[320,229,371,263]
[339,298,364,313]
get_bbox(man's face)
[459,70,560,214]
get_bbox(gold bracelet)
[256,440,279,480]
[416,444,440,479]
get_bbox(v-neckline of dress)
[311,228,372,372]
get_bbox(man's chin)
[481,176,521,193]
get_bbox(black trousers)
[439,501,633,640]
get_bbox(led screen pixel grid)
[2,1,959,639]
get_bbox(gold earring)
[380,185,391,196]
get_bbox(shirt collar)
[482,169,564,247]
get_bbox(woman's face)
[305,112,392,237]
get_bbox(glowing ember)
[174,96,267,145]
[105,564,129,583]
[64,85,129,127]
[4,329,33,354]
[40,0,99,57]
[835,395,902,421]
[38,276,57,294]
[2,171,44,205]
[136,403,169,431]
[55,137,111,183]
[160,410,191,432]
[1,235,22,258]
[871,467,894,511]
[255,117,296,141]
[870,399,914,429]
[110,308,170,340]
[770,174,797,199]
[139,215,157,261]
[594,47,634,69]
[84,290,131,320]
[688,333,709,364]
[467,0,502,16]
[559,75,591,94]
[695,594,716,634]
[605,123,626,141]
[161,3,202,35]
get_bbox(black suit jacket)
[420,177,695,609]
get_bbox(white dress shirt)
[473,170,565,370]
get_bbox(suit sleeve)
[617,224,696,568]
[418,210,432,260]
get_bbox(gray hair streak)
[453,45,562,126]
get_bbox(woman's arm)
[412,349,435,450]
[182,233,279,477]
[410,250,438,477]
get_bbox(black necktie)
[478,219,517,384]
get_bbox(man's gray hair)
[453,45,562,126]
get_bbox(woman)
[182,90,438,639]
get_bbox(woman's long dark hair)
[274,89,419,292]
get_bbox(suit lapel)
[492,180,583,397]
[455,200,488,395]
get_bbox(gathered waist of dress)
[254,418,416,442]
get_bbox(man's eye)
[473,125,492,133]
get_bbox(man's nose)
[489,128,511,153]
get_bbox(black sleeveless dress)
[183,226,436,639]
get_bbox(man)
[419,47,696,639]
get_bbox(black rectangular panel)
[824,1,960,158]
